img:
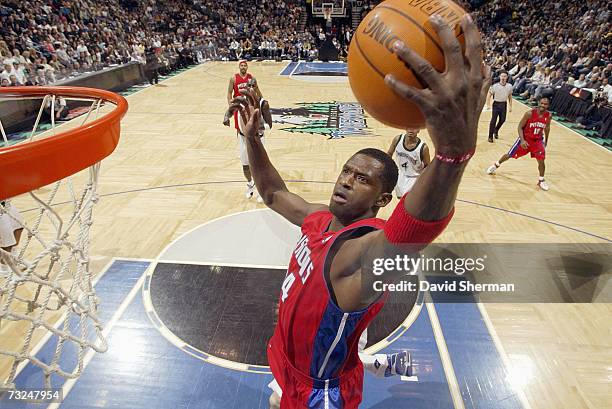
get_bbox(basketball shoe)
[537,179,549,191]
[371,351,413,377]
[246,181,255,198]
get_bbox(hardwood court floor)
[3,62,611,408]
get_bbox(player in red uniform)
[232,14,489,409]
[486,96,552,190]
[226,60,263,198]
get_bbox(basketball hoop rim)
[0,86,128,201]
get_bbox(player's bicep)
[267,190,327,226]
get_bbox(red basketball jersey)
[522,109,550,141]
[233,72,253,97]
[267,211,386,408]
[233,73,253,130]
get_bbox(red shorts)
[508,137,545,160]
[268,339,364,409]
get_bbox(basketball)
[348,0,467,129]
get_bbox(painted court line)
[426,300,466,409]
[155,259,288,270]
[290,61,301,76]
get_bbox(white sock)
[495,161,501,167]
[539,176,545,181]
[247,181,255,187]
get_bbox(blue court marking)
[279,62,298,76]
[434,303,522,409]
[362,306,455,409]
[0,259,150,409]
[0,261,528,408]
[57,263,274,409]
[58,286,273,409]
[279,61,347,76]
[429,279,522,409]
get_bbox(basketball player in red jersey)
[486,96,551,190]
[226,60,264,198]
[233,14,489,409]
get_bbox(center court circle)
[142,209,420,372]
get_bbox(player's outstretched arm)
[328,14,491,311]
[233,92,326,226]
[385,14,490,222]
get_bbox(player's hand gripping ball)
[348,0,467,129]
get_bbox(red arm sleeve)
[383,194,454,246]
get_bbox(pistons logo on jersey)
[281,234,314,302]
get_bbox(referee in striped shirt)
[487,72,513,142]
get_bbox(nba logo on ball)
[348,0,466,129]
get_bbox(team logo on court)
[270,102,371,139]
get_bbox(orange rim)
[0,86,128,200]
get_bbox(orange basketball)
[348,0,467,129]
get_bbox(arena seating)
[1,0,609,138]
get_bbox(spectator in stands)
[524,67,552,102]
[574,73,588,89]
[515,64,542,96]
[508,60,527,84]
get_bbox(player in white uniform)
[224,79,273,202]
[0,200,24,275]
[387,129,431,198]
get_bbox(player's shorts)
[394,176,418,199]
[238,131,265,166]
[0,202,24,248]
[268,343,364,409]
[508,137,545,160]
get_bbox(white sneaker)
[245,182,255,199]
[537,180,549,191]
[486,164,498,175]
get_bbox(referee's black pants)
[489,101,507,139]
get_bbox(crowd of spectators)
[473,0,611,132]
[2,0,610,134]
[0,0,312,87]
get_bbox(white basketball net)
[0,94,109,390]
